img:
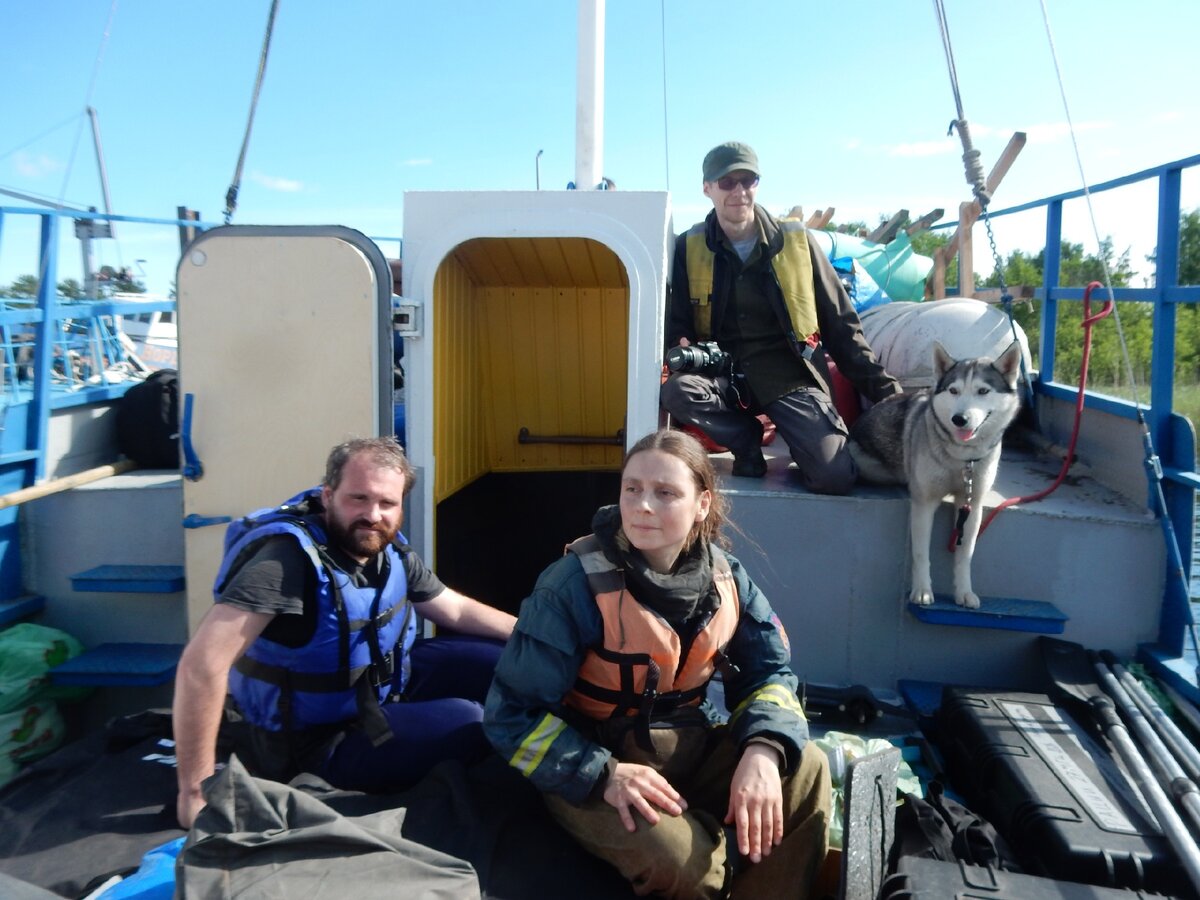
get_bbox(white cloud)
[12,151,62,178]
[250,171,303,192]
[888,138,958,158]
[1017,120,1111,144]
[1151,110,1184,125]
[845,138,862,151]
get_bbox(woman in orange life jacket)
[483,429,831,899]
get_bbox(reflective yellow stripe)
[731,683,805,724]
[509,712,567,777]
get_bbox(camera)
[665,341,732,378]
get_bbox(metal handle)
[517,427,623,446]
[181,392,204,480]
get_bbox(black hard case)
[935,687,1189,897]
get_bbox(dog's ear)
[932,341,955,381]
[994,341,1023,391]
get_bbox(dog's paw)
[955,591,981,609]
[909,588,936,606]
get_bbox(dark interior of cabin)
[435,470,621,616]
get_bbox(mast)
[574,0,604,191]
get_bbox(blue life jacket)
[216,488,416,746]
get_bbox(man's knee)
[785,442,855,495]
[660,373,699,416]
[800,454,856,495]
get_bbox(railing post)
[32,213,59,482]
[1040,199,1063,384]
[1150,167,1182,456]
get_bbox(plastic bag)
[0,701,66,788]
[814,730,922,850]
[0,622,88,713]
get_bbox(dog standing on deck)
[848,341,1023,608]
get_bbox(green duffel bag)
[0,622,88,714]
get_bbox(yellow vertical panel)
[528,286,563,468]
[479,286,515,470]
[602,286,630,460]
[504,287,541,469]
[554,288,584,469]
[434,256,489,502]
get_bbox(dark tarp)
[179,756,481,899]
[0,710,186,897]
[0,711,637,899]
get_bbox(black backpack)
[889,780,1022,872]
[116,369,180,469]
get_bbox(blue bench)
[907,595,1068,634]
[0,595,45,628]
[69,565,186,593]
[48,642,184,687]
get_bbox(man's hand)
[724,743,785,863]
[678,337,691,347]
[603,761,687,832]
[176,785,206,831]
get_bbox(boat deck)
[713,434,1164,696]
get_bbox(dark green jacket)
[667,205,900,406]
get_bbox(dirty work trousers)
[661,373,854,495]
[544,729,831,900]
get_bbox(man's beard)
[325,510,398,559]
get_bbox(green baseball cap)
[702,141,760,182]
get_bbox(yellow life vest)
[685,220,819,345]
[561,534,740,722]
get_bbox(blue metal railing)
[934,153,1200,654]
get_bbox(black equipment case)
[883,856,1172,899]
[934,687,1189,897]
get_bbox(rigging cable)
[931,0,1032,407]
[223,0,281,225]
[34,0,120,298]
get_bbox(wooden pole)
[0,459,138,510]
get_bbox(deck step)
[48,642,183,687]
[69,564,186,593]
[907,595,1067,634]
[0,594,45,628]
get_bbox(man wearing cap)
[662,141,900,493]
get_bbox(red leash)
[975,281,1113,539]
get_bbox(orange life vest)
[561,534,740,721]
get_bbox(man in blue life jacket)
[172,436,516,829]
[662,141,901,493]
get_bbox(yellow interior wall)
[432,238,629,503]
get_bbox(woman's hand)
[603,761,688,832]
[724,743,784,863]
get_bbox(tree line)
[903,209,1200,391]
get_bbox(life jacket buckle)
[368,649,396,689]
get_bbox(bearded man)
[173,436,515,828]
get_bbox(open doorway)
[430,236,629,611]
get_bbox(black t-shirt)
[219,533,445,648]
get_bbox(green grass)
[1087,381,1200,429]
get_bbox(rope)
[931,0,988,205]
[979,282,1111,537]
[223,0,281,225]
[931,0,1031,401]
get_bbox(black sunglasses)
[716,174,759,191]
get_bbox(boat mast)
[574,0,604,191]
[79,106,115,299]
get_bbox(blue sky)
[2,0,1198,296]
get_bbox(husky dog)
[848,341,1022,608]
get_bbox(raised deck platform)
[718,437,1163,695]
